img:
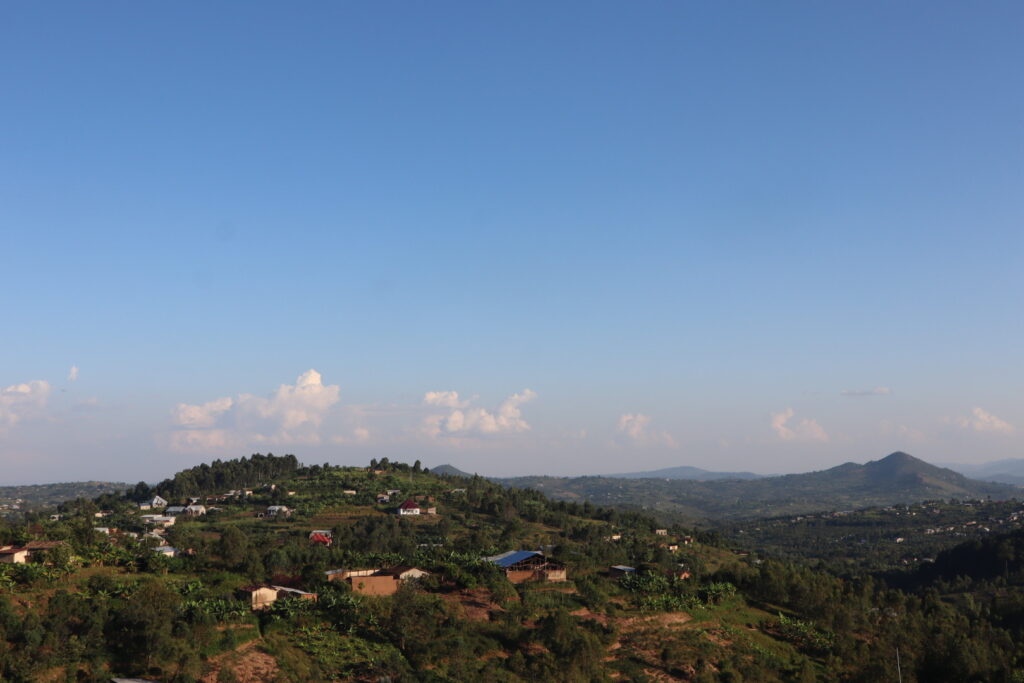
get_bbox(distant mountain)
[944,459,1024,486]
[605,464,762,481]
[496,452,1020,521]
[0,481,129,509]
[430,464,475,478]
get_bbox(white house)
[141,515,176,527]
[148,496,168,508]
[267,505,291,517]
[144,532,167,546]
[397,500,421,515]
[184,504,206,516]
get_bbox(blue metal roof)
[485,550,542,568]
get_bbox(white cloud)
[841,387,891,397]
[170,369,342,451]
[770,408,829,442]
[424,389,537,439]
[174,396,234,429]
[423,391,468,409]
[952,407,1015,435]
[615,413,677,447]
[0,380,51,431]
[67,366,79,382]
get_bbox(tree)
[217,525,249,569]
[111,580,180,671]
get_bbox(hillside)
[2,453,1024,681]
[496,452,1020,522]
[605,464,762,481]
[0,481,128,512]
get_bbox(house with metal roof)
[484,550,567,583]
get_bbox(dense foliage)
[1,455,1023,681]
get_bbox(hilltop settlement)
[1,453,1024,681]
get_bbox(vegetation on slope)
[0,453,1023,681]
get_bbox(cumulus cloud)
[67,366,79,382]
[174,396,234,429]
[615,413,677,448]
[423,391,468,409]
[0,380,51,431]
[770,408,829,442]
[841,387,891,397]
[952,407,1015,435]
[424,389,537,439]
[170,369,342,451]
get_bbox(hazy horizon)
[3,2,1022,484]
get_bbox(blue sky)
[2,2,1022,483]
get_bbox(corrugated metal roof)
[484,550,542,568]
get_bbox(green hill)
[496,452,1020,522]
[0,481,128,511]
[605,464,763,480]
[1,453,1023,681]
[429,463,476,478]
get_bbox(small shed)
[240,585,280,610]
[0,547,29,564]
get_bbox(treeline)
[127,453,300,501]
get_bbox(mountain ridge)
[603,464,763,481]
[493,452,1020,521]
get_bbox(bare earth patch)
[202,640,279,683]
[437,587,506,622]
